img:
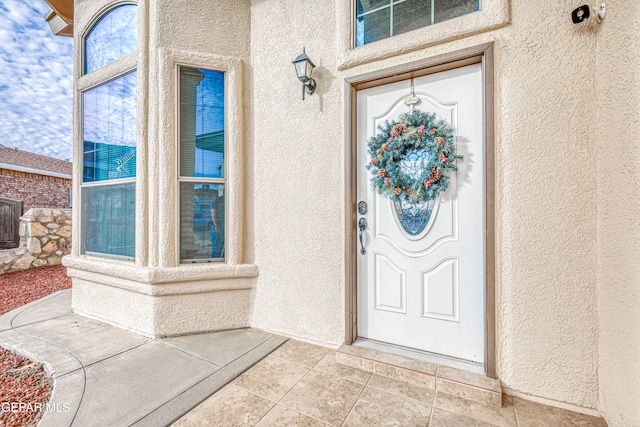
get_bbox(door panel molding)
[344,42,496,378]
[421,257,460,321]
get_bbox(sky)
[0,0,73,160]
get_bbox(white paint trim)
[0,163,72,179]
[502,387,602,418]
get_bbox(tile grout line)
[238,350,374,426]
[513,403,521,427]
[427,371,438,424]
[432,391,513,427]
[375,356,500,398]
[338,366,375,427]
[274,399,336,427]
[313,353,373,387]
[267,364,334,425]
[248,384,280,427]
[428,390,437,425]
[276,360,315,404]
[274,348,356,427]
[344,350,498,391]
[268,352,322,370]
[365,375,435,405]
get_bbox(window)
[82,72,137,183]
[177,66,226,263]
[84,4,138,74]
[81,5,138,260]
[355,0,480,47]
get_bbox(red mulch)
[0,265,71,316]
[0,265,72,426]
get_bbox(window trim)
[78,3,139,262]
[157,49,243,269]
[337,0,509,70]
[80,71,139,261]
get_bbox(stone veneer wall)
[0,208,72,274]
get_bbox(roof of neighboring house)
[0,147,72,179]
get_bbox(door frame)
[344,42,496,378]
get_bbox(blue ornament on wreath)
[365,109,461,235]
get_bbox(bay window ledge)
[62,255,258,337]
[63,255,258,291]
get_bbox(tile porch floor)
[173,340,608,427]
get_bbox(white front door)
[356,64,485,365]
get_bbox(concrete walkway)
[0,290,608,427]
[0,290,286,427]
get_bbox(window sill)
[336,0,509,71]
[63,255,258,295]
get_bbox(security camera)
[572,3,606,24]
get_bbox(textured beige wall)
[67,0,640,414]
[249,0,347,345]
[596,1,640,424]
[68,0,257,337]
[151,0,251,268]
[249,0,601,408]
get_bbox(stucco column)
[63,0,256,338]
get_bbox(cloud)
[0,0,73,160]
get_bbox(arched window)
[81,4,138,260]
[84,4,138,74]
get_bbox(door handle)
[358,217,367,255]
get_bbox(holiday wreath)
[366,109,461,202]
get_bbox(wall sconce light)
[292,47,316,100]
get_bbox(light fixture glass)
[292,47,316,100]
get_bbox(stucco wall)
[249,0,346,345]
[66,0,640,414]
[67,0,257,337]
[249,0,601,409]
[596,2,640,424]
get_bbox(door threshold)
[353,338,485,375]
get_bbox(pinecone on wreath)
[377,169,386,178]
[430,168,442,183]
[392,124,407,135]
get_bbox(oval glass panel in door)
[393,148,436,236]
